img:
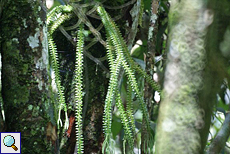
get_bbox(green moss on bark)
[1,0,54,153]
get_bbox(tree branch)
[207,113,230,154]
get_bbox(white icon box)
[0,132,21,154]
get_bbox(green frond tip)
[47,5,73,35]
[102,135,112,154]
[62,5,73,13]
[75,25,84,154]
[47,5,73,26]
[49,14,72,35]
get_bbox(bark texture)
[1,0,55,153]
[155,0,228,153]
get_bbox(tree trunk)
[0,1,55,153]
[141,0,159,153]
[155,0,229,153]
[200,0,230,152]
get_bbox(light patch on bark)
[196,9,214,31]
[37,78,43,91]
[42,26,49,68]
[148,14,157,40]
[33,24,49,91]
[37,17,42,24]
[35,26,49,70]
[162,118,176,132]
[23,19,28,28]
[12,38,19,44]
[51,68,58,92]
[27,28,40,49]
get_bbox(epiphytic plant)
[47,1,160,153]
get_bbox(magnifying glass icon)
[3,135,18,151]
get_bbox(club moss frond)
[47,5,73,26]
[106,37,136,153]
[97,5,150,126]
[97,6,161,93]
[49,14,72,35]
[126,82,135,135]
[121,58,151,131]
[102,35,126,153]
[138,0,144,27]
[115,90,134,152]
[47,5,73,129]
[106,38,116,67]
[47,5,73,35]
[47,5,64,26]
[98,5,155,152]
[47,4,159,153]
[102,56,122,153]
[102,135,113,154]
[101,38,121,153]
[75,25,84,154]
[48,34,67,128]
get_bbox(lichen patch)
[27,28,40,49]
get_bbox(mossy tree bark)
[155,0,229,153]
[0,0,55,153]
